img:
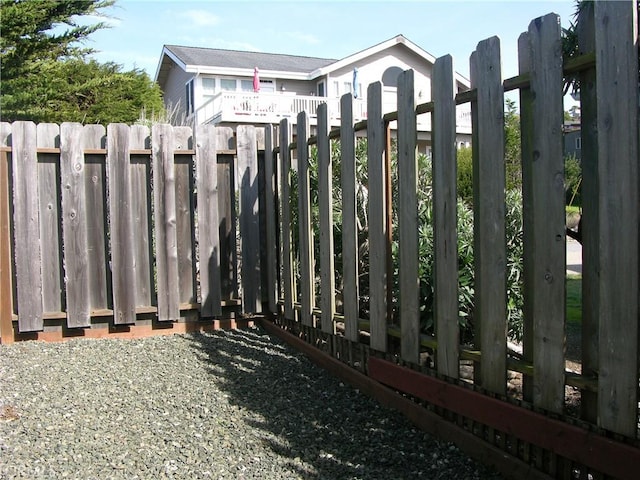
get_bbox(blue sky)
[86,0,578,86]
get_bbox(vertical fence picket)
[397,69,420,364]
[367,82,388,353]
[518,32,535,404]
[129,125,153,307]
[12,122,43,332]
[237,125,261,314]
[470,38,506,395]
[215,127,237,301]
[107,123,136,324]
[527,13,566,414]
[174,127,196,305]
[60,123,90,327]
[0,123,14,342]
[432,57,460,377]
[576,2,599,423]
[594,0,638,437]
[340,94,360,343]
[83,125,109,312]
[152,124,180,321]
[317,103,335,334]
[297,112,314,327]
[263,125,278,314]
[37,123,63,314]
[196,124,222,317]
[279,119,295,320]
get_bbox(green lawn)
[566,275,582,324]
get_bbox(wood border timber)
[368,357,640,480]
[259,319,552,480]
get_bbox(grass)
[566,274,582,325]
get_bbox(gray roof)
[165,45,336,73]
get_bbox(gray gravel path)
[0,327,503,479]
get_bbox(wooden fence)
[0,122,272,341]
[0,1,638,478]
[261,2,639,479]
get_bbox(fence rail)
[0,1,638,479]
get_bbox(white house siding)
[161,63,194,117]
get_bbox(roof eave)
[184,65,312,80]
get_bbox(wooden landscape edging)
[368,357,640,480]
[258,319,551,480]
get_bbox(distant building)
[563,121,581,161]
[154,35,472,154]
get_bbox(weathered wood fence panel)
[263,125,278,314]
[152,124,180,321]
[593,0,638,437]
[61,123,90,327]
[196,124,222,318]
[37,123,63,315]
[12,122,43,332]
[237,125,261,314]
[279,119,295,321]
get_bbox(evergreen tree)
[1,0,164,124]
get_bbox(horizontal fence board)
[340,94,360,343]
[196,124,222,317]
[61,123,90,328]
[317,103,336,334]
[37,123,62,314]
[470,37,507,395]
[432,57,460,377]
[107,123,136,325]
[367,82,388,353]
[527,13,566,415]
[594,0,639,438]
[397,69,420,365]
[12,121,43,332]
[297,112,314,327]
[152,124,180,321]
[238,125,261,314]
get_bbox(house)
[563,120,581,161]
[154,35,472,154]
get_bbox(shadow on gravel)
[186,327,502,480]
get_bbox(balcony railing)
[191,90,472,134]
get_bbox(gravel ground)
[0,327,503,479]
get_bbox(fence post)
[0,123,14,343]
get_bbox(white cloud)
[178,10,220,28]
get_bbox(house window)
[240,79,254,92]
[317,81,325,97]
[382,66,403,87]
[344,82,352,96]
[202,78,215,99]
[185,78,195,115]
[575,137,581,150]
[220,78,236,91]
[333,81,340,97]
